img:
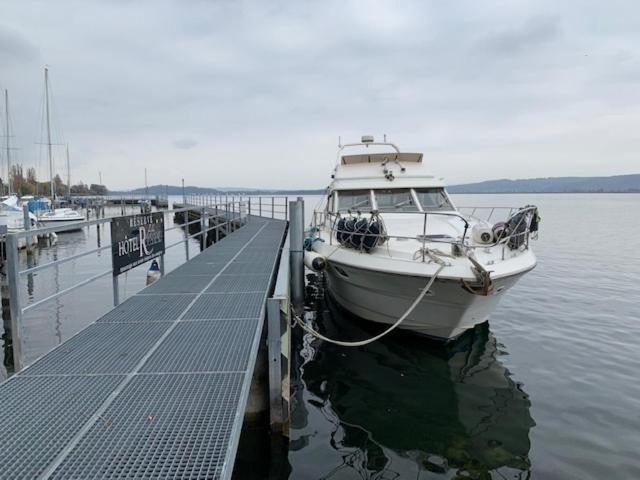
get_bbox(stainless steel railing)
[183,194,290,220]
[3,200,247,371]
[311,205,539,257]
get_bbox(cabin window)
[374,189,419,212]
[414,188,453,211]
[337,190,372,212]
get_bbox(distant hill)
[111,185,325,196]
[112,174,640,195]
[448,174,640,193]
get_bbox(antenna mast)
[44,67,55,208]
[66,144,71,198]
[4,89,11,194]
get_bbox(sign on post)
[111,212,165,276]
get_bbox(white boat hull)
[324,261,527,340]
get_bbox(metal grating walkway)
[0,216,287,480]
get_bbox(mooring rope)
[293,264,445,347]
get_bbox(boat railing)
[311,205,539,259]
[456,206,522,223]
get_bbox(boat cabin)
[327,188,455,214]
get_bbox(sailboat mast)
[145,168,148,198]
[44,67,55,207]
[4,89,11,194]
[66,144,71,198]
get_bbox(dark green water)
[290,275,533,480]
[289,194,640,480]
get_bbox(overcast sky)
[1,0,638,190]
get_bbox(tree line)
[0,164,108,196]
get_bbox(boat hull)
[324,261,526,340]
[38,218,85,231]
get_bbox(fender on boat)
[304,250,326,272]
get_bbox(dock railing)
[183,194,290,220]
[3,199,246,371]
[267,230,291,434]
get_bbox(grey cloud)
[1,1,638,189]
[173,138,198,150]
[0,25,39,64]
[478,16,561,55]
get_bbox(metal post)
[267,297,284,428]
[271,197,275,219]
[22,205,32,254]
[184,211,190,261]
[285,197,288,220]
[232,199,236,230]
[248,197,252,217]
[6,234,24,371]
[159,253,165,276]
[290,197,304,312]
[112,275,119,306]
[259,197,262,217]
[200,207,206,251]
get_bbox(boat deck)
[0,216,287,479]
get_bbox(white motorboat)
[38,207,85,227]
[307,136,540,340]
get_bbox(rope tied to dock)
[293,264,445,347]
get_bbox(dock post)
[5,234,24,371]
[22,205,32,254]
[184,211,190,261]
[112,275,119,306]
[267,297,284,430]
[200,207,206,251]
[290,197,304,312]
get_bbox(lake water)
[289,194,640,479]
[2,194,639,479]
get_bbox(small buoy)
[147,260,161,285]
[304,251,326,272]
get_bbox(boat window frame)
[412,187,456,212]
[334,189,374,213]
[371,188,421,213]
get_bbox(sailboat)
[1,90,38,248]
[36,67,84,228]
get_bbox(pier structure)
[0,195,298,478]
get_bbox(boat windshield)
[337,190,372,212]
[374,189,419,212]
[414,188,454,211]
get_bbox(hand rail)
[312,205,538,255]
[3,200,253,372]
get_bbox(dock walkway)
[0,216,287,479]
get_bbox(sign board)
[111,212,165,276]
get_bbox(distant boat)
[38,208,85,226]
[0,195,38,248]
[36,66,85,230]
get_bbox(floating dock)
[0,216,287,479]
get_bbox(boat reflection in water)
[290,274,535,479]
